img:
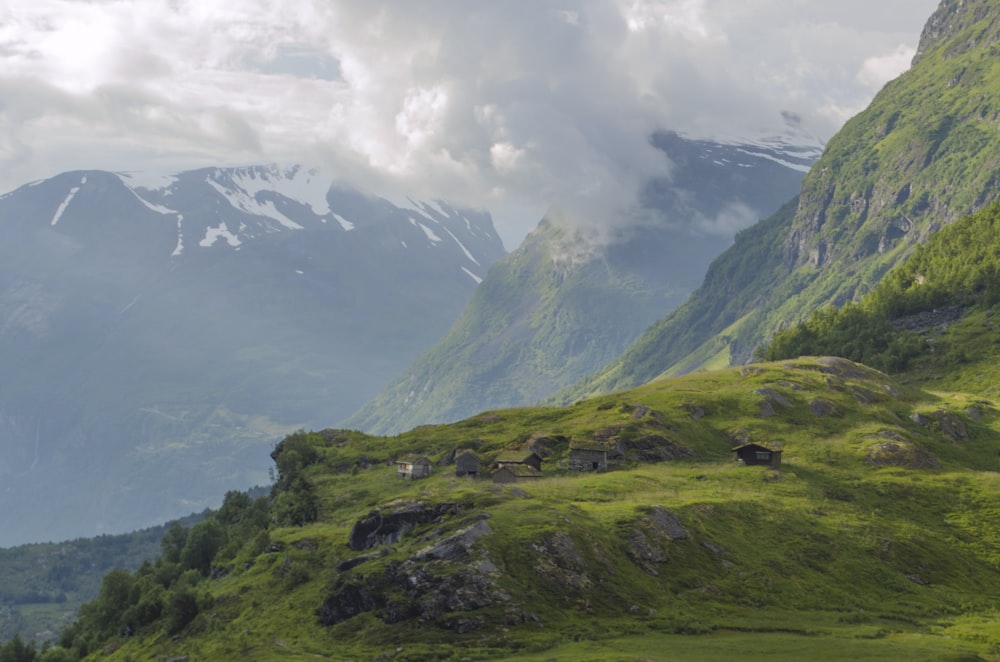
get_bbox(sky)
[1,0,941,247]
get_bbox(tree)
[179,520,225,576]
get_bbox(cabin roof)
[495,450,542,464]
[731,443,782,453]
[494,465,542,478]
[569,441,607,452]
[397,453,431,465]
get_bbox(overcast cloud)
[1,0,939,246]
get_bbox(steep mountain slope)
[559,0,1000,401]
[54,352,1000,661]
[347,133,813,434]
[0,166,505,547]
[764,199,1000,387]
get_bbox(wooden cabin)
[455,450,481,478]
[732,443,782,468]
[568,442,608,472]
[492,464,543,484]
[494,450,543,472]
[396,454,432,479]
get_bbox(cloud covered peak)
[0,0,938,245]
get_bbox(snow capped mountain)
[4,164,499,281]
[683,117,827,174]
[0,166,505,546]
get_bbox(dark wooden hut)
[455,450,480,478]
[732,443,782,468]
[494,450,543,472]
[492,464,543,484]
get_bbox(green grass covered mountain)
[39,349,1000,661]
[347,132,810,434]
[38,186,1000,656]
[558,0,1000,402]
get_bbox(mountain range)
[0,131,816,545]
[8,1,1000,659]
[347,131,816,434]
[0,165,505,546]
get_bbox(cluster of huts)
[396,440,781,483]
[395,440,613,484]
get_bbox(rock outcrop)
[348,502,456,551]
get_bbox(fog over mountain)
[1,1,937,246]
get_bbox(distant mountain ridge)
[0,165,505,546]
[558,0,1000,402]
[347,132,814,434]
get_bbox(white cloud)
[0,0,940,247]
[858,45,919,89]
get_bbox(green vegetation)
[15,4,1000,660]
[0,513,207,647]
[560,0,1000,401]
[347,218,693,435]
[764,200,1000,372]
[7,352,997,660]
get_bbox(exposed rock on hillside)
[757,388,793,418]
[913,0,1000,63]
[865,438,942,469]
[532,532,592,594]
[809,398,839,417]
[348,502,456,551]
[911,410,969,442]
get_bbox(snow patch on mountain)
[200,222,242,248]
[734,148,814,173]
[117,171,178,191]
[421,199,450,218]
[172,215,185,257]
[218,166,332,217]
[461,266,483,284]
[441,226,480,265]
[680,128,824,173]
[385,195,441,223]
[121,182,178,215]
[50,177,85,226]
[333,213,355,231]
[418,222,442,244]
[205,176,304,231]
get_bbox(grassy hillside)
[34,353,1000,661]
[558,0,1000,402]
[346,218,697,435]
